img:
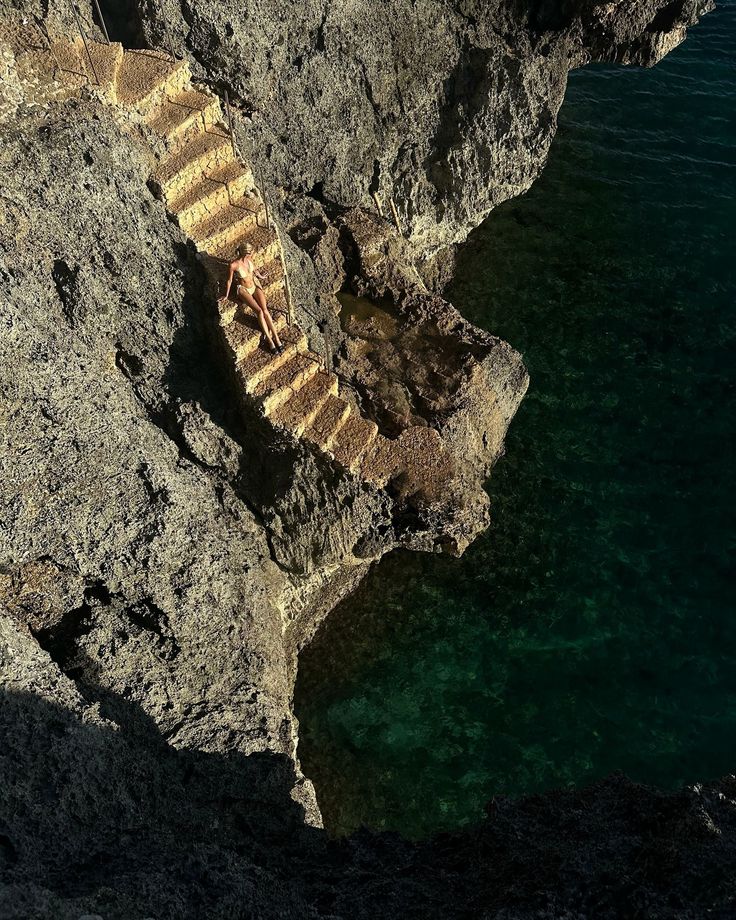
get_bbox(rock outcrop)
[0,98,305,781]
[118,0,715,259]
[0,10,525,837]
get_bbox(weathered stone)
[123,0,714,255]
[0,1,729,918]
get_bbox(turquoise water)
[295,3,736,839]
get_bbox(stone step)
[268,370,339,437]
[51,39,122,100]
[116,48,189,111]
[249,352,322,415]
[168,161,258,231]
[221,309,288,359]
[359,427,450,490]
[303,395,352,453]
[263,286,289,317]
[207,223,280,264]
[147,88,222,145]
[330,413,379,471]
[154,130,234,199]
[238,325,306,393]
[190,203,261,256]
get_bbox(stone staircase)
[39,37,452,491]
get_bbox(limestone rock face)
[0,103,294,747]
[0,1,729,918]
[125,0,713,254]
[0,40,515,826]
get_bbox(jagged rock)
[0,1,730,918]
[0,27,510,818]
[301,208,529,479]
[0,105,300,769]
[120,0,713,255]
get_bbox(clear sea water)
[295,2,736,839]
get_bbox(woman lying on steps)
[225,243,284,354]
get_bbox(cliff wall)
[1,1,730,918]
[126,0,713,259]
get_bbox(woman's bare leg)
[255,289,282,347]
[239,291,274,349]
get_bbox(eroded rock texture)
[123,0,714,255]
[1,0,730,918]
[0,104,301,760]
[0,26,522,839]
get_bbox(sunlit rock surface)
[1,0,730,917]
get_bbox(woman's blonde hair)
[238,243,253,257]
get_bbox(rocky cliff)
[1,0,731,918]
[123,0,714,260]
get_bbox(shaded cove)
[295,1,736,840]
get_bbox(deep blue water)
[295,3,736,839]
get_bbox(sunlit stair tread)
[269,371,339,436]
[154,129,232,189]
[50,39,85,77]
[51,39,122,94]
[167,160,254,219]
[303,395,352,451]
[238,326,306,390]
[250,352,321,413]
[221,315,263,357]
[262,286,288,315]
[222,310,287,358]
[176,189,259,239]
[116,48,188,107]
[330,413,379,470]
[208,223,279,263]
[190,203,259,251]
[147,88,220,139]
[203,160,258,204]
[207,159,255,187]
[87,41,124,94]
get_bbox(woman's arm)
[224,265,235,299]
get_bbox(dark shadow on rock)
[162,243,248,450]
[0,688,326,919]
[96,0,146,47]
[2,685,736,919]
